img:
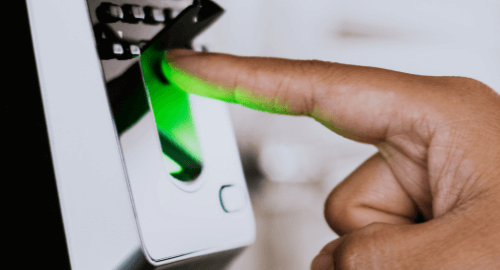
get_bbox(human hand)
[164,48,500,269]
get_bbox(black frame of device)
[6,1,71,268]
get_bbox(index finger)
[164,48,441,144]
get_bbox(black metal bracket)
[140,0,224,52]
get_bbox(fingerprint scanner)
[140,40,203,183]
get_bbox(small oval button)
[219,185,246,213]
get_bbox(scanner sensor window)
[140,42,203,182]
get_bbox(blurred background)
[193,0,500,269]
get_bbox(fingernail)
[311,253,334,270]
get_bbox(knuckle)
[324,186,390,236]
[446,77,495,103]
[324,187,352,234]
[428,76,499,127]
[335,223,400,269]
[452,77,488,90]
[301,59,340,87]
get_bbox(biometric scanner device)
[10,0,256,269]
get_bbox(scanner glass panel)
[140,40,203,182]
[85,0,204,183]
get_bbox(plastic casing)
[25,0,255,268]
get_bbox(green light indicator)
[140,41,203,182]
[161,53,301,115]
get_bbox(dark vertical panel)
[4,1,71,268]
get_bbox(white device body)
[26,0,255,268]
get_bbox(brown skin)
[166,48,500,269]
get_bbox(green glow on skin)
[161,59,236,103]
[162,52,356,142]
[162,57,301,115]
[140,41,203,181]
